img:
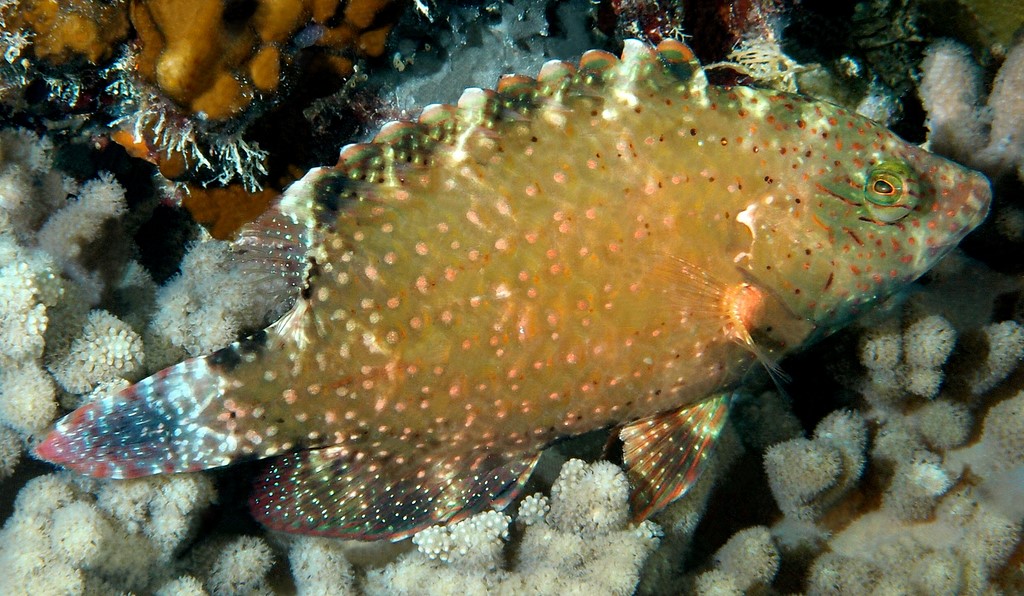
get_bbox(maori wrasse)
[35,40,991,540]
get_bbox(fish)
[34,39,991,540]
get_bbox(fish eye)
[863,161,916,222]
[871,178,896,196]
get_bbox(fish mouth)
[939,169,991,245]
[917,167,991,260]
[962,170,992,228]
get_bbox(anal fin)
[621,394,730,521]
[250,445,540,541]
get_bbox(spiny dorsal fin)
[537,59,577,85]
[654,38,706,90]
[621,394,730,520]
[579,49,618,72]
[319,39,709,208]
[250,445,540,540]
[496,73,538,97]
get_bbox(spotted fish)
[36,40,990,540]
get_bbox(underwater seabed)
[1,0,1023,593]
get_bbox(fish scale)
[36,40,991,539]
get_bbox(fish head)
[737,101,991,338]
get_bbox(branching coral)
[0,472,216,594]
[145,235,279,363]
[365,459,662,595]
[756,254,1024,593]
[920,37,1024,182]
[860,314,960,399]
[765,411,867,521]
[206,535,276,596]
[288,537,356,596]
[0,128,144,443]
[49,308,145,394]
[693,526,781,594]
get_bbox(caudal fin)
[34,357,236,479]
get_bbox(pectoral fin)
[620,394,731,521]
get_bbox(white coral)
[414,510,510,567]
[860,315,958,399]
[366,459,660,596]
[0,362,56,435]
[919,40,989,163]
[288,537,355,596]
[920,37,1024,182]
[764,411,867,522]
[50,309,144,393]
[148,237,272,360]
[0,260,52,363]
[969,321,1024,395]
[696,526,780,593]
[207,536,275,596]
[0,127,144,449]
[95,474,216,559]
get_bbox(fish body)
[36,40,991,539]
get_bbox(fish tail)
[34,356,237,479]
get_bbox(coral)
[0,128,148,446]
[980,34,1024,177]
[0,472,216,594]
[968,321,1024,395]
[765,411,867,521]
[156,575,209,596]
[49,308,145,394]
[920,37,1024,182]
[0,424,20,478]
[919,40,989,165]
[694,526,780,594]
[0,0,130,65]
[754,254,1024,593]
[860,314,959,399]
[94,473,217,559]
[2,0,409,192]
[0,362,56,436]
[288,537,356,596]
[180,184,278,240]
[145,235,277,361]
[365,459,661,595]
[206,535,275,596]
[130,0,397,120]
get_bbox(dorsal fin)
[372,120,421,144]
[456,87,497,111]
[537,59,577,85]
[319,39,709,212]
[655,38,706,90]
[496,74,538,97]
[579,49,618,72]
[418,103,458,127]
